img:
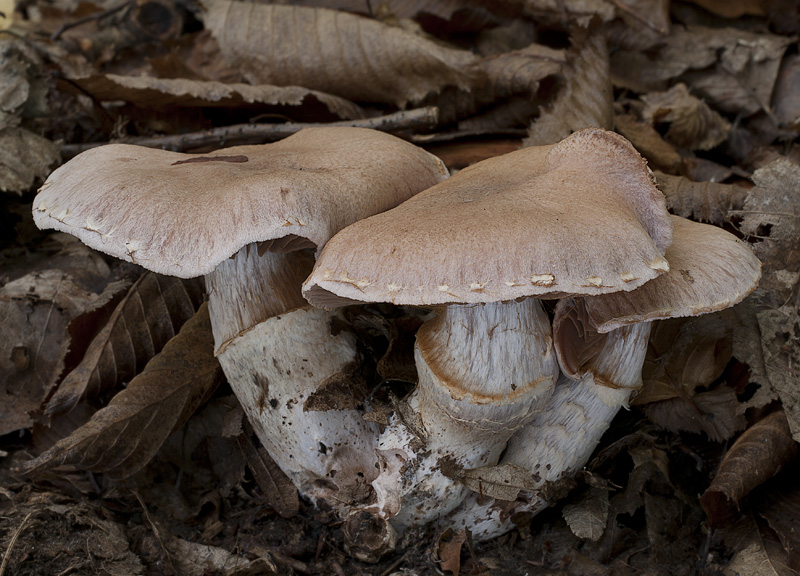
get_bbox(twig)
[0,512,33,576]
[51,0,133,40]
[61,107,440,159]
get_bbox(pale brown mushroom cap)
[584,215,761,333]
[32,127,448,278]
[304,128,673,308]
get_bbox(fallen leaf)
[436,529,467,576]
[642,83,731,150]
[446,461,540,501]
[612,26,792,117]
[562,487,609,541]
[755,465,800,571]
[0,40,29,131]
[69,74,366,120]
[524,25,613,146]
[655,171,747,225]
[615,114,683,173]
[46,273,206,417]
[773,52,800,130]
[524,0,614,27]
[18,302,223,480]
[636,314,745,442]
[736,159,800,441]
[478,42,566,100]
[605,0,670,51]
[0,127,60,194]
[701,411,798,528]
[0,246,113,435]
[202,1,480,107]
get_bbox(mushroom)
[32,127,449,508]
[303,128,675,532]
[445,214,761,540]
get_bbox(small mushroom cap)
[33,127,448,278]
[304,128,673,308]
[584,215,761,333]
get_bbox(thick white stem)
[371,299,558,531]
[207,246,380,509]
[444,303,651,541]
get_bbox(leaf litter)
[2,0,800,574]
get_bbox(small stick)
[0,512,33,576]
[61,107,439,158]
[51,0,133,40]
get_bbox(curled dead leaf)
[642,83,731,150]
[655,171,747,225]
[701,411,798,528]
[46,273,205,417]
[444,461,540,502]
[636,314,745,442]
[18,303,223,480]
[68,74,365,120]
[202,1,480,107]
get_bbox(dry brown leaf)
[655,171,747,225]
[605,0,670,51]
[0,243,113,435]
[0,41,30,132]
[642,83,731,150]
[636,314,746,442]
[612,26,792,117]
[701,411,798,528]
[0,127,60,194]
[614,114,683,172]
[523,0,614,27]
[289,0,523,23]
[447,462,540,501]
[18,302,223,480]
[736,159,800,441]
[69,74,365,120]
[773,53,800,131]
[202,1,480,107]
[524,26,613,146]
[46,273,205,417]
[478,43,566,100]
[716,514,797,576]
[436,529,467,576]
[755,467,800,572]
[562,487,609,541]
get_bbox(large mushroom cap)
[583,215,761,333]
[304,128,673,308]
[33,127,448,278]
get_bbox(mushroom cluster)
[33,127,760,554]
[302,128,760,543]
